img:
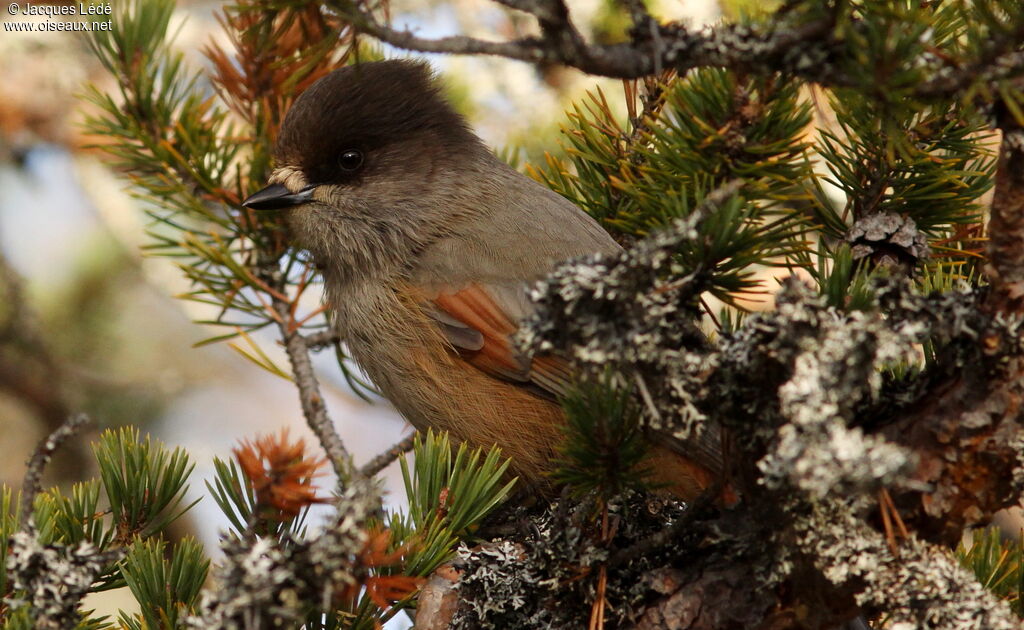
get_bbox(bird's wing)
[410,164,622,399]
[425,282,575,399]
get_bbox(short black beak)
[242,184,315,210]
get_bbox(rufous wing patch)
[429,284,573,398]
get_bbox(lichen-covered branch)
[508,187,1024,625]
[272,300,354,484]
[18,414,89,528]
[878,335,1024,543]
[331,0,838,81]
[302,329,341,351]
[187,480,378,628]
[5,414,121,630]
[917,15,1024,99]
[755,292,916,501]
[4,532,123,630]
[332,0,1024,103]
[796,500,1019,629]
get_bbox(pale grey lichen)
[757,290,917,499]
[186,481,377,629]
[518,200,1024,626]
[451,494,688,629]
[796,500,1019,629]
[1004,128,1024,153]
[658,17,838,83]
[1011,431,1024,494]
[517,211,713,440]
[4,530,113,630]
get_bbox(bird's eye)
[338,149,364,172]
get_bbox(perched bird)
[243,60,717,498]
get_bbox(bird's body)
[244,60,716,498]
[310,157,618,485]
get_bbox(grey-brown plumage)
[244,60,718,497]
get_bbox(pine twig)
[303,329,342,351]
[19,414,89,528]
[273,300,355,485]
[360,434,417,478]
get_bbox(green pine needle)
[92,427,198,540]
[117,537,209,630]
[957,526,1024,617]
[395,429,515,576]
[552,377,653,498]
[205,456,312,538]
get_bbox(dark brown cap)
[275,60,483,185]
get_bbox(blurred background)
[0,0,723,593]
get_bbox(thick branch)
[881,364,1024,545]
[877,126,1024,543]
[336,0,1024,103]
[335,1,836,80]
[917,16,1024,99]
[985,125,1024,313]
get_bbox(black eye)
[338,149,364,172]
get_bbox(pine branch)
[303,329,342,350]
[361,434,416,478]
[332,0,1024,106]
[273,299,355,484]
[19,414,89,529]
[330,0,839,81]
[71,0,1024,625]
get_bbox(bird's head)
[243,59,490,281]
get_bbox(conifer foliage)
[5,0,1024,628]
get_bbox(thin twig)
[19,414,90,528]
[879,488,898,557]
[881,488,909,539]
[588,503,612,630]
[273,300,355,484]
[303,329,342,351]
[360,433,417,478]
